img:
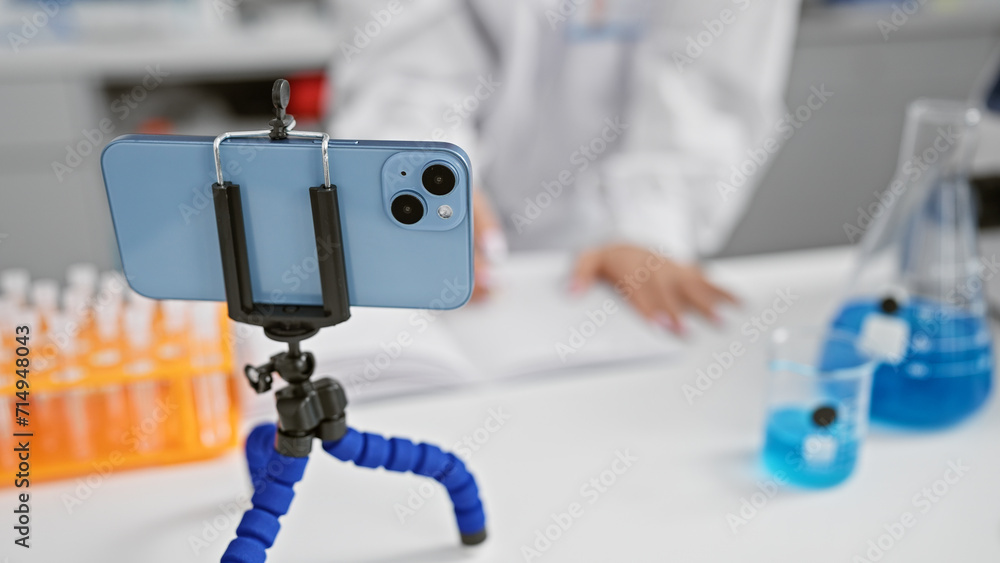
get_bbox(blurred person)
[329,0,801,334]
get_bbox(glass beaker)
[830,99,993,428]
[762,327,875,488]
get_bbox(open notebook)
[239,253,679,414]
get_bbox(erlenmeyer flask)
[829,99,993,428]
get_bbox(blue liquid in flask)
[763,407,858,488]
[832,298,993,428]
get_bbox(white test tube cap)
[127,287,157,313]
[124,304,154,350]
[162,300,189,334]
[67,263,99,296]
[95,301,121,341]
[1,269,30,304]
[48,312,78,356]
[0,297,12,325]
[31,279,60,312]
[62,287,90,320]
[99,271,127,305]
[15,308,40,334]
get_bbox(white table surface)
[13,246,1000,563]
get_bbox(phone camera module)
[391,193,425,225]
[422,164,456,196]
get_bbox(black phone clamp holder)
[213,80,487,563]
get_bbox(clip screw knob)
[269,79,295,140]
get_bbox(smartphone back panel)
[101,135,473,309]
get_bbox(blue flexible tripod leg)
[222,423,488,562]
[323,428,488,545]
[222,424,308,563]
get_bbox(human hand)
[570,244,737,335]
[471,189,507,301]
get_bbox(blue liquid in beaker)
[832,299,993,428]
[762,407,858,488]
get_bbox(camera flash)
[437,205,453,219]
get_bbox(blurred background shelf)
[0,21,336,79]
[799,0,1000,45]
[725,0,1000,256]
[1,0,1000,276]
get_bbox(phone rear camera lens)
[391,193,424,225]
[422,164,456,196]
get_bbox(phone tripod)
[216,81,487,563]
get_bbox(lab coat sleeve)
[327,0,489,172]
[600,0,800,261]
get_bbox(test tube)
[90,301,122,367]
[49,313,92,461]
[98,271,126,313]
[15,308,40,342]
[208,371,232,446]
[66,264,98,331]
[68,265,97,355]
[62,288,92,354]
[0,372,10,471]
[0,269,30,306]
[0,301,14,470]
[30,278,59,329]
[0,298,12,362]
[127,288,157,319]
[124,305,163,452]
[158,300,189,361]
[190,303,231,447]
[66,263,99,298]
[90,301,127,452]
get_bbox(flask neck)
[898,100,980,180]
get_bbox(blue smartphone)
[101,134,474,310]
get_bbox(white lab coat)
[329,0,800,260]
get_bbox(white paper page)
[443,253,680,379]
[238,252,681,415]
[238,306,480,416]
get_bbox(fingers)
[570,250,602,295]
[678,280,720,323]
[620,278,685,335]
[652,288,685,335]
[479,228,508,264]
[706,281,739,305]
[644,270,731,334]
[569,245,733,336]
[470,252,491,302]
[470,189,504,303]
[472,190,508,263]
[472,189,500,235]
